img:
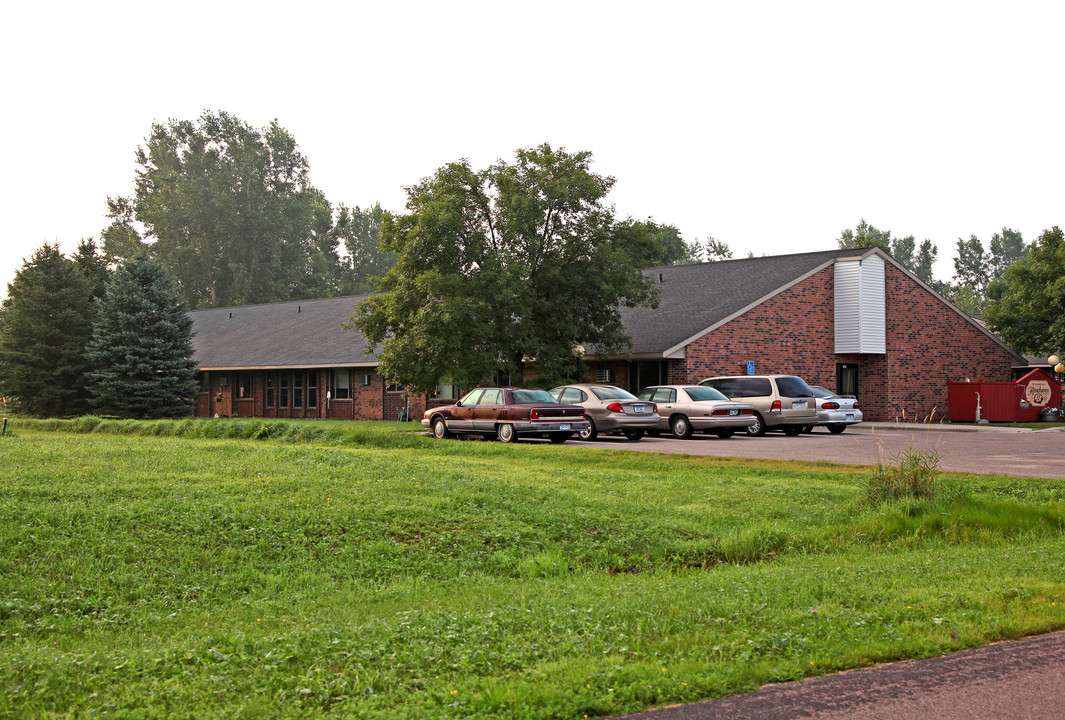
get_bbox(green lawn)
[1,419,1064,719]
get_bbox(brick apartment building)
[190,247,1023,423]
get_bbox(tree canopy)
[837,219,938,284]
[951,228,1026,312]
[103,111,393,308]
[0,244,96,416]
[984,227,1064,356]
[86,255,199,418]
[350,144,660,392]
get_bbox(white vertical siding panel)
[835,261,861,353]
[834,256,886,354]
[860,256,886,353]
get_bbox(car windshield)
[775,376,813,397]
[511,388,557,404]
[684,386,728,402]
[589,386,637,401]
[809,386,835,398]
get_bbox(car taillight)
[821,401,840,410]
[530,409,540,420]
[711,409,730,416]
[606,402,624,413]
[741,408,754,415]
[770,400,782,413]
[853,402,861,409]
[652,403,658,413]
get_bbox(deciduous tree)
[85,255,198,418]
[951,228,1027,311]
[104,111,346,308]
[351,144,659,392]
[336,203,396,293]
[837,219,938,284]
[984,227,1065,356]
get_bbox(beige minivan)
[698,375,816,436]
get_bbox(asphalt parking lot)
[569,422,1065,480]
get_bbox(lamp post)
[1050,355,1064,382]
[572,344,585,383]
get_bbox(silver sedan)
[636,385,757,439]
[806,385,863,433]
[549,384,660,441]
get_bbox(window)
[479,389,502,405]
[742,378,773,398]
[774,376,812,398]
[266,374,275,407]
[279,372,290,407]
[238,372,253,399]
[307,372,318,407]
[560,387,584,404]
[711,378,744,397]
[293,372,304,407]
[331,369,351,399]
[434,382,457,400]
[199,372,209,392]
[511,389,556,404]
[652,388,676,404]
[459,389,484,405]
[386,382,403,393]
[589,386,636,401]
[684,386,728,402]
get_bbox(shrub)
[867,444,942,503]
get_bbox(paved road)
[572,423,1065,480]
[610,630,1065,720]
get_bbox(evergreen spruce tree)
[86,255,199,418]
[0,244,96,416]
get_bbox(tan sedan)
[549,384,661,441]
[637,385,757,439]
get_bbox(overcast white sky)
[3,1,1063,299]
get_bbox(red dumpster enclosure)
[948,369,1061,422]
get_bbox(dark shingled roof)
[191,295,374,369]
[193,247,1017,369]
[618,248,874,356]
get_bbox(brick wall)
[681,263,1013,421]
[881,265,1011,422]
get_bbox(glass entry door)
[837,363,858,397]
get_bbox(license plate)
[560,423,571,431]
[728,409,738,416]
[794,402,805,409]
[634,405,645,413]
[846,414,854,420]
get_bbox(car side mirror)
[455,401,463,407]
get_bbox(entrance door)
[630,360,666,394]
[212,376,233,417]
[837,363,858,397]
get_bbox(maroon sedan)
[422,387,590,444]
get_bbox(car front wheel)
[497,424,517,443]
[828,424,847,434]
[670,415,693,439]
[578,418,598,441]
[782,425,802,436]
[431,417,451,439]
[714,429,734,439]
[623,429,645,441]
[745,412,766,437]
[549,433,572,444]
